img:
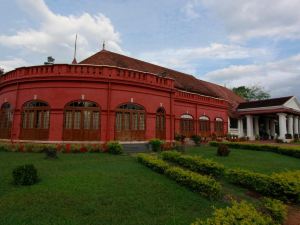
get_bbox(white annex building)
[228,96,300,141]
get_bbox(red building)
[0,49,243,143]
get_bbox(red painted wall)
[0,64,228,142]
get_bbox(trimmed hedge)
[137,153,222,199]
[210,141,300,158]
[261,198,287,225]
[12,164,38,186]
[226,168,300,203]
[161,151,225,177]
[191,201,273,225]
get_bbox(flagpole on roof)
[72,34,78,64]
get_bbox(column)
[277,113,287,140]
[246,115,254,140]
[294,116,299,135]
[254,116,259,137]
[238,118,244,138]
[270,119,276,138]
[265,118,270,139]
[287,115,294,136]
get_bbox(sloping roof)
[237,96,293,109]
[80,50,244,113]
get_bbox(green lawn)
[186,146,300,174]
[0,152,225,225]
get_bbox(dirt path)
[285,206,300,225]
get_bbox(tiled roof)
[80,50,244,113]
[237,96,293,109]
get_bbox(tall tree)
[232,85,270,101]
[0,67,4,75]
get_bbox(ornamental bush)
[137,153,222,199]
[191,201,273,225]
[107,141,123,154]
[161,151,225,177]
[226,168,300,203]
[44,146,58,159]
[137,153,170,174]
[12,164,38,186]
[165,166,222,199]
[261,197,287,225]
[149,139,164,152]
[191,135,201,146]
[210,141,300,158]
[217,144,230,156]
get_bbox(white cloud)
[182,0,201,19]
[187,0,300,41]
[0,0,122,63]
[0,58,29,72]
[203,54,300,98]
[139,43,270,74]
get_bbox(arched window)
[215,117,224,136]
[115,103,145,141]
[156,107,166,140]
[63,100,100,141]
[0,102,12,139]
[20,100,50,140]
[180,114,194,137]
[199,116,210,137]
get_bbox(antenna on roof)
[102,40,105,50]
[72,34,78,64]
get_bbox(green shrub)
[165,166,222,199]
[137,153,222,199]
[0,142,10,151]
[12,164,38,186]
[226,168,300,203]
[149,139,164,152]
[261,198,287,225]
[217,144,230,156]
[86,144,102,153]
[191,135,201,145]
[107,141,123,154]
[44,146,58,159]
[209,141,300,158]
[137,153,170,174]
[161,151,225,177]
[192,201,273,225]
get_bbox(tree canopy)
[0,67,4,75]
[232,85,270,101]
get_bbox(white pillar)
[238,118,244,137]
[287,115,294,136]
[294,116,299,135]
[254,116,259,137]
[265,118,270,138]
[277,113,287,140]
[270,119,276,138]
[246,115,254,140]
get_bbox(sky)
[1,0,300,99]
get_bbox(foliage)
[149,139,164,152]
[217,144,230,156]
[285,133,292,139]
[137,153,170,174]
[191,201,273,225]
[161,151,225,177]
[210,141,300,158]
[165,166,222,200]
[107,141,123,154]
[191,135,201,145]
[137,153,222,199]
[0,67,4,75]
[12,164,38,186]
[175,133,186,143]
[44,146,58,159]
[261,198,287,225]
[232,85,270,101]
[226,168,300,202]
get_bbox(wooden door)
[180,118,194,137]
[20,101,50,140]
[115,104,145,141]
[63,101,100,141]
[156,108,166,140]
[0,103,12,139]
